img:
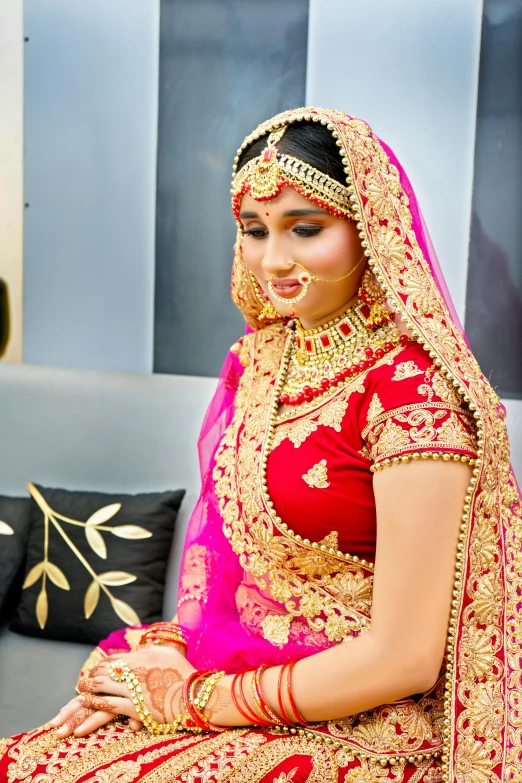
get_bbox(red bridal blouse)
[266,342,478,564]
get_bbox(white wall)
[23,0,159,373]
[306,0,483,323]
[0,2,24,363]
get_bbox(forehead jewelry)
[268,255,365,305]
[231,124,354,222]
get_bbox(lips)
[271,279,302,298]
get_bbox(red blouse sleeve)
[359,343,478,468]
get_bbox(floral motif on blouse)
[392,360,424,381]
[364,403,476,463]
[271,384,363,451]
[302,460,330,489]
[366,392,384,423]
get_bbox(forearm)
[209,630,427,727]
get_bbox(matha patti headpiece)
[231,124,354,222]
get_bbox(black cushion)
[11,484,184,644]
[0,496,32,619]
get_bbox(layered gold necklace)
[279,299,407,408]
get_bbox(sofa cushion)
[0,623,92,737]
[11,484,184,645]
[0,496,32,619]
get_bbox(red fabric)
[267,342,477,563]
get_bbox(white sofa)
[0,363,217,737]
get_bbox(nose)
[260,238,293,280]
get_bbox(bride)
[1,107,519,783]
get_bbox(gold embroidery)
[260,613,292,647]
[24,484,144,630]
[230,109,519,778]
[178,543,210,607]
[271,382,356,450]
[418,368,463,407]
[372,417,410,456]
[124,627,145,651]
[367,392,385,422]
[364,403,477,463]
[213,326,443,762]
[392,361,424,381]
[302,460,329,489]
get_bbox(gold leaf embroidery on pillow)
[302,459,330,489]
[25,483,144,630]
[392,360,424,381]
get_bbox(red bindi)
[265,212,270,216]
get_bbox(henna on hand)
[204,684,234,722]
[141,667,181,723]
[64,707,95,732]
[81,694,116,713]
[77,677,103,693]
[165,681,184,723]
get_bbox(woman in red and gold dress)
[1,108,520,783]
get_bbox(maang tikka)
[231,124,355,222]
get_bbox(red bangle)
[253,665,284,726]
[181,670,207,731]
[286,659,308,726]
[231,671,259,725]
[183,670,227,733]
[240,670,272,727]
[277,662,296,725]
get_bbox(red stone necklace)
[279,300,408,407]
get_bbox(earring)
[358,268,392,329]
[249,272,281,323]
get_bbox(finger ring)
[107,659,130,683]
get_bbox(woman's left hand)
[50,646,195,738]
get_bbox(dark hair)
[236,120,346,185]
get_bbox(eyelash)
[243,226,323,239]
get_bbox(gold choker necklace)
[279,301,407,407]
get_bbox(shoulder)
[359,340,478,467]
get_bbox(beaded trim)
[371,452,477,472]
[270,724,442,764]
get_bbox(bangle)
[108,659,200,734]
[253,665,284,726]
[193,670,227,732]
[231,671,259,725]
[277,662,296,725]
[250,665,283,727]
[183,670,227,732]
[286,659,308,726]
[139,622,187,650]
[241,670,272,727]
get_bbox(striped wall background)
[16,0,522,477]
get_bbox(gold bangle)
[107,659,200,735]
[193,670,225,714]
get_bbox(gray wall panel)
[153,0,309,377]
[466,1,522,399]
[24,0,159,373]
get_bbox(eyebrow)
[239,208,327,219]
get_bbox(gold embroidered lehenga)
[1,108,520,783]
